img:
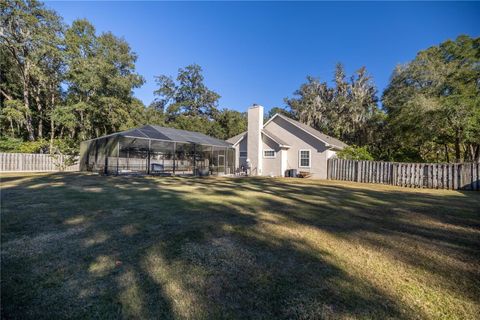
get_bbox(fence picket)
[412,163,416,188]
[380,162,383,184]
[407,163,411,187]
[476,163,480,191]
[413,163,418,188]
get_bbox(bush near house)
[336,145,374,161]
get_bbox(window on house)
[299,149,311,167]
[239,151,247,157]
[263,150,276,158]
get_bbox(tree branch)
[0,87,13,100]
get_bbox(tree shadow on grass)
[210,177,480,305]
[163,177,480,305]
[1,173,479,319]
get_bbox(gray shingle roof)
[274,114,348,150]
[226,131,247,145]
[262,129,290,147]
[225,114,347,150]
[225,129,291,148]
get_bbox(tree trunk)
[9,119,15,136]
[50,118,55,153]
[462,144,469,162]
[23,83,35,141]
[444,144,450,163]
[20,60,35,141]
[454,130,461,163]
[470,144,480,163]
[34,86,44,138]
[79,111,86,140]
[49,90,56,153]
[38,116,43,138]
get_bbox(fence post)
[392,163,396,186]
[475,162,480,190]
[417,163,421,188]
[351,160,355,181]
[380,162,383,184]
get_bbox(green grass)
[1,173,479,319]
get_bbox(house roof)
[265,114,348,150]
[262,129,290,148]
[225,130,291,148]
[226,131,247,146]
[85,125,233,148]
[227,113,347,150]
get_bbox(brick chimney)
[247,104,263,176]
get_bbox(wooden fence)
[0,153,79,172]
[327,159,480,191]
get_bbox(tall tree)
[153,64,220,121]
[63,19,144,140]
[0,0,64,141]
[266,106,293,120]
[383,35,480,162]
[212,109,247,140]
[285,64,381,147]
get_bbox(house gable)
[264,114,347,150]
[264,115,329,178]
[264,116,328,152]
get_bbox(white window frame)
[299,149,311,168]
[263,149,276,158]
[239,151,247,158]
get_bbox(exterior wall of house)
[238,137,248,170]
[280,149,288,177]
[264,116,329,179]
[233,143,240,172]
[261,135,282,176]
[247,105,263,176]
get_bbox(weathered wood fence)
[327,159,480,191]
[0,153,79,172]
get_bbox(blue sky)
[47,1,479,113]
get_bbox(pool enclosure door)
[216,154,225,174]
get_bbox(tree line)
[1,0,479,163]
[281,36,479,163]
[0,0,246,155]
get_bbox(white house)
[227,104,347,178]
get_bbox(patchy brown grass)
[1,173,479,319]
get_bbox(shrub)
[337,145,374,161]
[0,137,49,153]
[0,137,24,152]
[49,138,79,170]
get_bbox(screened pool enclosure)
[79,125,235,176]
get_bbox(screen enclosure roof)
[85,125,233,148]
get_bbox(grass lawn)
[1,173,479,319]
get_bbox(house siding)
[262,135,282,176]
[264,116,329,179]
[238,137,248,169]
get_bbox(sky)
[46,1,480,113]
